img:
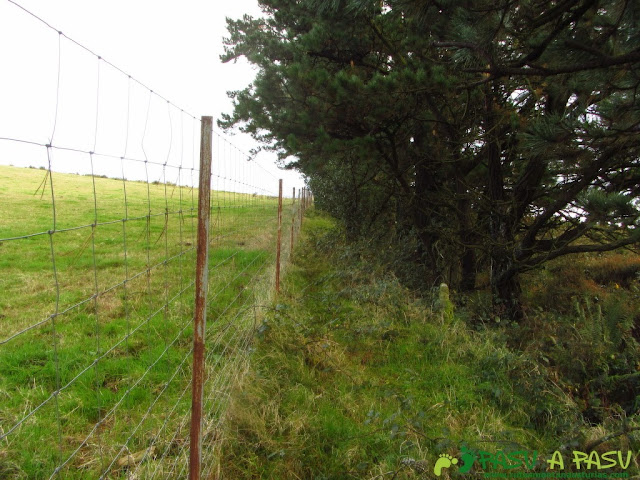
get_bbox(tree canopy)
[220,0,640,320]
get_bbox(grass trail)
[219,210,640,479]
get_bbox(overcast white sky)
[0,0,304,195]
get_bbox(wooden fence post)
[300,188,304,226]
[189,116,212,480]
[276,179,283,293]
[290,213,295,260]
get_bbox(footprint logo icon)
[458,448,475,474]
[433,453,458,476]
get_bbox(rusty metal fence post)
[290,214,295,260]
[275,179,283,294]
[189,116,213,480]
[299,188,304,226]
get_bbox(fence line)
[0,1,309,478]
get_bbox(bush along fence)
[0,2,311,479]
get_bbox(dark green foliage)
[221,0,640,321]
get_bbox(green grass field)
[0,165,290,479]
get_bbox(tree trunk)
[485,84,524,320]
[412,138,441,277]
[457,177,476,291]
[460,247,477,292]
[492,261,524,322]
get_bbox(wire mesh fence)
[0,1,309,478]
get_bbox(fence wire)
[0,1,307,478]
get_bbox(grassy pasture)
[0,165,284,479]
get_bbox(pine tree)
[220,0,640,321]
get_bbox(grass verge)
[219,210,640,479]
